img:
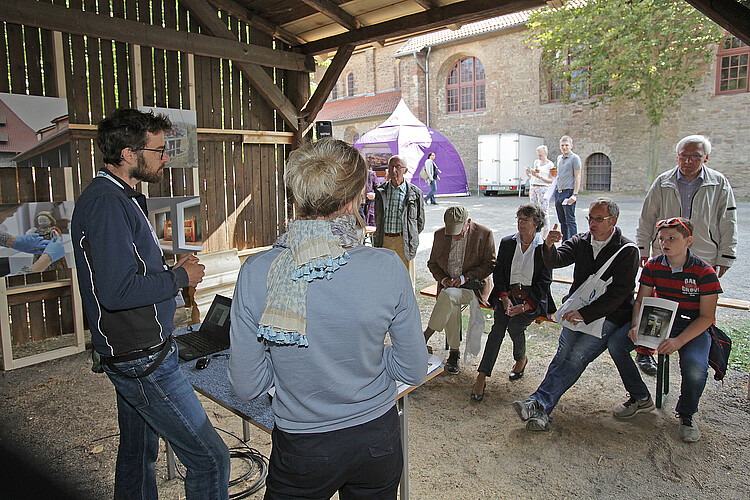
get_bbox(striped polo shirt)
[640,250,722,320]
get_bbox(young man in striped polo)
[608,217,721,442]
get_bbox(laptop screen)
[206,300,230,327]
[201,295,232,335]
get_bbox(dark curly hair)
[97,108,172,166]
[517,203,546,232]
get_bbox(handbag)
[552,243,636,337]
[708,324,731,381]
[419,166,430,181]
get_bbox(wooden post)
[0,278,13,370]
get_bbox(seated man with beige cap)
[423,206,495,374]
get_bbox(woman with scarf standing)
[229,139,428,499]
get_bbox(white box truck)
[478,133,544,196]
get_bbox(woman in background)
[526,145,555,233]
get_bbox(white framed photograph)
[635,297,679,349]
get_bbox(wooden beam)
[1,0,313,72]
[683,0,750,46]
[206,0,306,46]
[181,0,300,131]
[302,0,546,54]
[301,44,355,124]
[298,0,361,31]
[412,0,439,10]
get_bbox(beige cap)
[444,206,468,236]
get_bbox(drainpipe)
[412,47,431,126]
[425,46,431,127]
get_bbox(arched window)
[331,82,338,100]
[586,153,612,191]
[347,73,355,97]
[446,57,486,113]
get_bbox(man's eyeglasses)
[134,146,167,160]
[656,217,691,236]
[677,154,704,162]
[587,215,613,224]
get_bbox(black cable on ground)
[171,426,269,499]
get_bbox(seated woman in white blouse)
[471,203,555,402]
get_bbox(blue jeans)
[554,188,577,241]
[478,305,535,376]
[608,321,710,416]
[425,180,437,204]
[103,340,230,500]
[530,321,619,415]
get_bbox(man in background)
[373,155,425,284]
[554,135,582,241]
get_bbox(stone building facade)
[314,14,750,196]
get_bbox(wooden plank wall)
[0,0,293,346]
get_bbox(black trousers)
[265,405,403,500]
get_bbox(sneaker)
[636,352,658,377]
[513,398,541,422]
[613,395,655,418]
[445,351,460,375]
[526,412,550,432]
[677,413,701,442]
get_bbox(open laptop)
[175,295,232,361]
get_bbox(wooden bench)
[422,275,748,402]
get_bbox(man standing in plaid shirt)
[373,155,425,285]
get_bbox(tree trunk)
[647,121,661,186]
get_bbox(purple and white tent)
[354,100,469,197]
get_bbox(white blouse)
[509,232,544,286]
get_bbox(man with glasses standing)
[513,198,639,432]
[373,155,425,285]
[633,135,737,375]
[71,108,230,499]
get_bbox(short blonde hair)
[536,145,548,155]
[285,139,367,220]
[559,135,573,145]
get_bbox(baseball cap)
[444,206,468,236]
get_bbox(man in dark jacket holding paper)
[513,197,639,431]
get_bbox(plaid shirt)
[676,168,704,219]
[383,182,407,233]
[447,236,467,278]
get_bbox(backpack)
[708,325,731,381]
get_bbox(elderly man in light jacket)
[634,134,736,375]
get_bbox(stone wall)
[314,30,750,197]
[314,44,402,101]
[423,29,750,197]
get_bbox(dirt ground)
[1,309,749,499]
[2,194,750,498]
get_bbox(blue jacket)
[71,168,188,356]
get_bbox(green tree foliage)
[527,0,723,184]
